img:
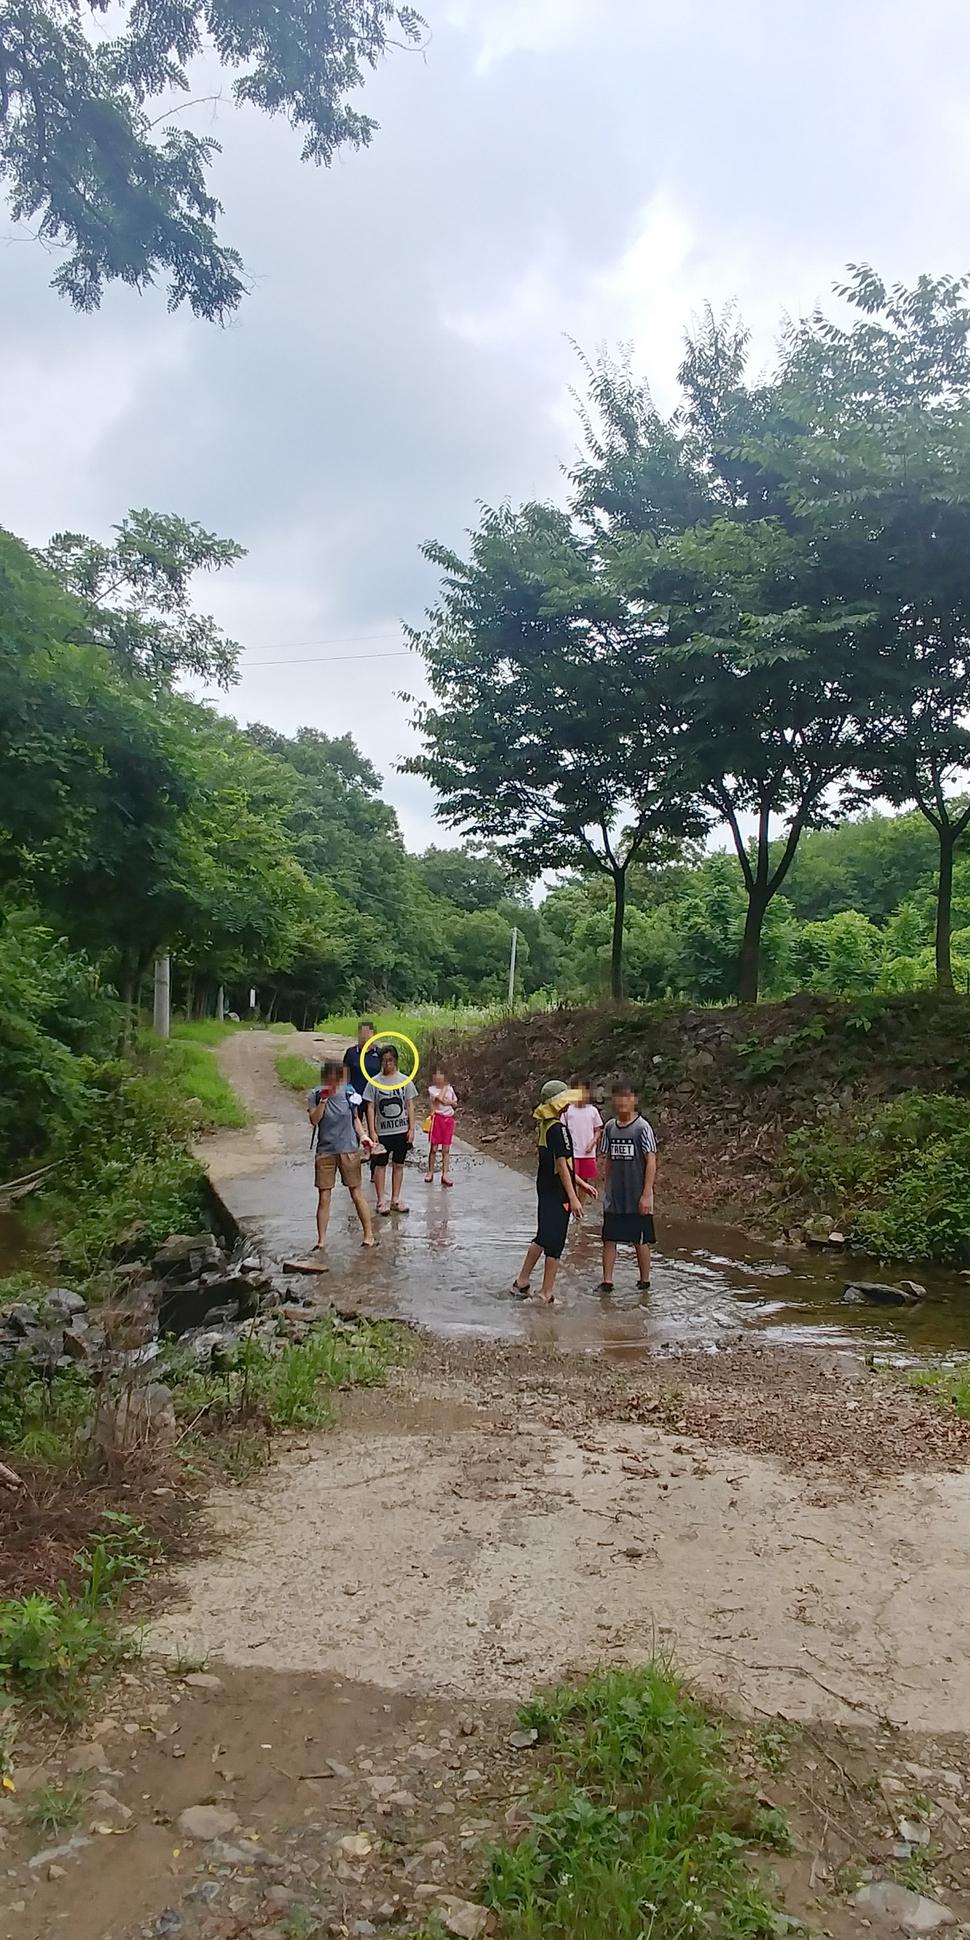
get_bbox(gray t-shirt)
[363,1077,417,1142]
[599,1115,657,1215]
[307,1085,362,1155]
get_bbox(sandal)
[378,1204,391,1217]
[424,1173,434,1184]
[511,1282,531,1299]
[596,1281,614,1294]
[391,1202,410,1214]
[442,1177,454,1188]
[637,1279,652,1292]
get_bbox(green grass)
[276,1051,319,1093]
[909,1363,970,1418]
[168,1018,239,1046]
[0,1512,159,1715]
[315,1004,509,1045]
[0,1362,92,1466]
[476,1664,784,1940]
[162,1028,248,1129]
[26,1783,84,1835]
[165,1316,406,1436]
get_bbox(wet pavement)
[208,1064,970,1363]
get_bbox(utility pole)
[507,926,518,1009]
[153,955,171,1039]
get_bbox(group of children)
[306,1024,459,1254]
[306,1019,658,1302]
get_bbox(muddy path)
[8,1030,970,1940]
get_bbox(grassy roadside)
[414,1664,787,1940]
[276,1050,319,1092]
[0,1317,406,1717]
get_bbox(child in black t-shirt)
[511,1080,597,1305]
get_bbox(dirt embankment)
[434,993,970,1230]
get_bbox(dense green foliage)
[409,272,970,1001]
[0,0,425,317]
[477,1664,783,1940]
[785,1093,970,1263]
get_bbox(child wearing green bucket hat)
[511,1079,598,1305]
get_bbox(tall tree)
[406,501,705,999]
[777,268,970,990]
[0,0,426,317]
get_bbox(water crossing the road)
[211,1121,970,1363]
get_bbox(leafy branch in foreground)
[0,0,426,318]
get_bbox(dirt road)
[8,1030,970,1940]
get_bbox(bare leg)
[374,1166,389,1214]
[635,1243,652,1288]
[351,1185,376,1246]
[425,1145,436,1183]
[539,1254,560,1304]
[315,1187,332,1247]
[391,1162,408,1210]
[513,1241,542,1292]
[601,1240,617,1289]
[442,1144,453,1185]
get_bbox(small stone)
[438,1895,490,1939]
[326,1760,353,1779]
[210,1838,280,1867]
[854,1881,953,1931]
[177,1805,241,1842]
[508,1730,538,1750]
[352,1924,377,1937]
[88,1788,134,1830]
[458,1716,477,1737]
[47,1864,67,1881]
[263,1886,293,1909]
[899,1818,932,1847]
[367,1776,397,1798]
[339,1834,373,1860]
[64,1742,110,1775]
[183,1673,224,1692]
[28,1833,92,1870]
[389,1791,418,1809]
[155,1912,183,1936]
[373,1904,397,1925]
[186,1881,223,1905]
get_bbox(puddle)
[212,1134,970,1364]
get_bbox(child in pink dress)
[564,1082,603,1188]
[425,1068,458,1187]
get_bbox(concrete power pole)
[153,955,171,1039]
[507,926,518,1009]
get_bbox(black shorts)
[534,1193,570,1261]
[370,1133,409,1171]
[602,1211,656,1247]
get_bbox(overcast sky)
[3,0,970,852]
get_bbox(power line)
[243,648,418,668]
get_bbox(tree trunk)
[737,892,768,1004]
[610,867,626,1001]
[936,827,956,992]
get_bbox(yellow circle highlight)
[359,1031,420,1091]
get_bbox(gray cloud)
[2,0,970,851]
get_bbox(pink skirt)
[430,1113,455,1147]
[574,1156,598,1182]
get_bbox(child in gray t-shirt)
[597,1075,657,1295]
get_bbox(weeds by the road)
[909,1363,970,1419]
[477,1664,785,1940]
[0,1363,92,1466]
[25,1783,84,1834]
[0,1511,159,1714]
[276,1051,319,1093]
[163,1025,248,1129]
[314,1005,513,1046]
[168,1317,404,1438]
